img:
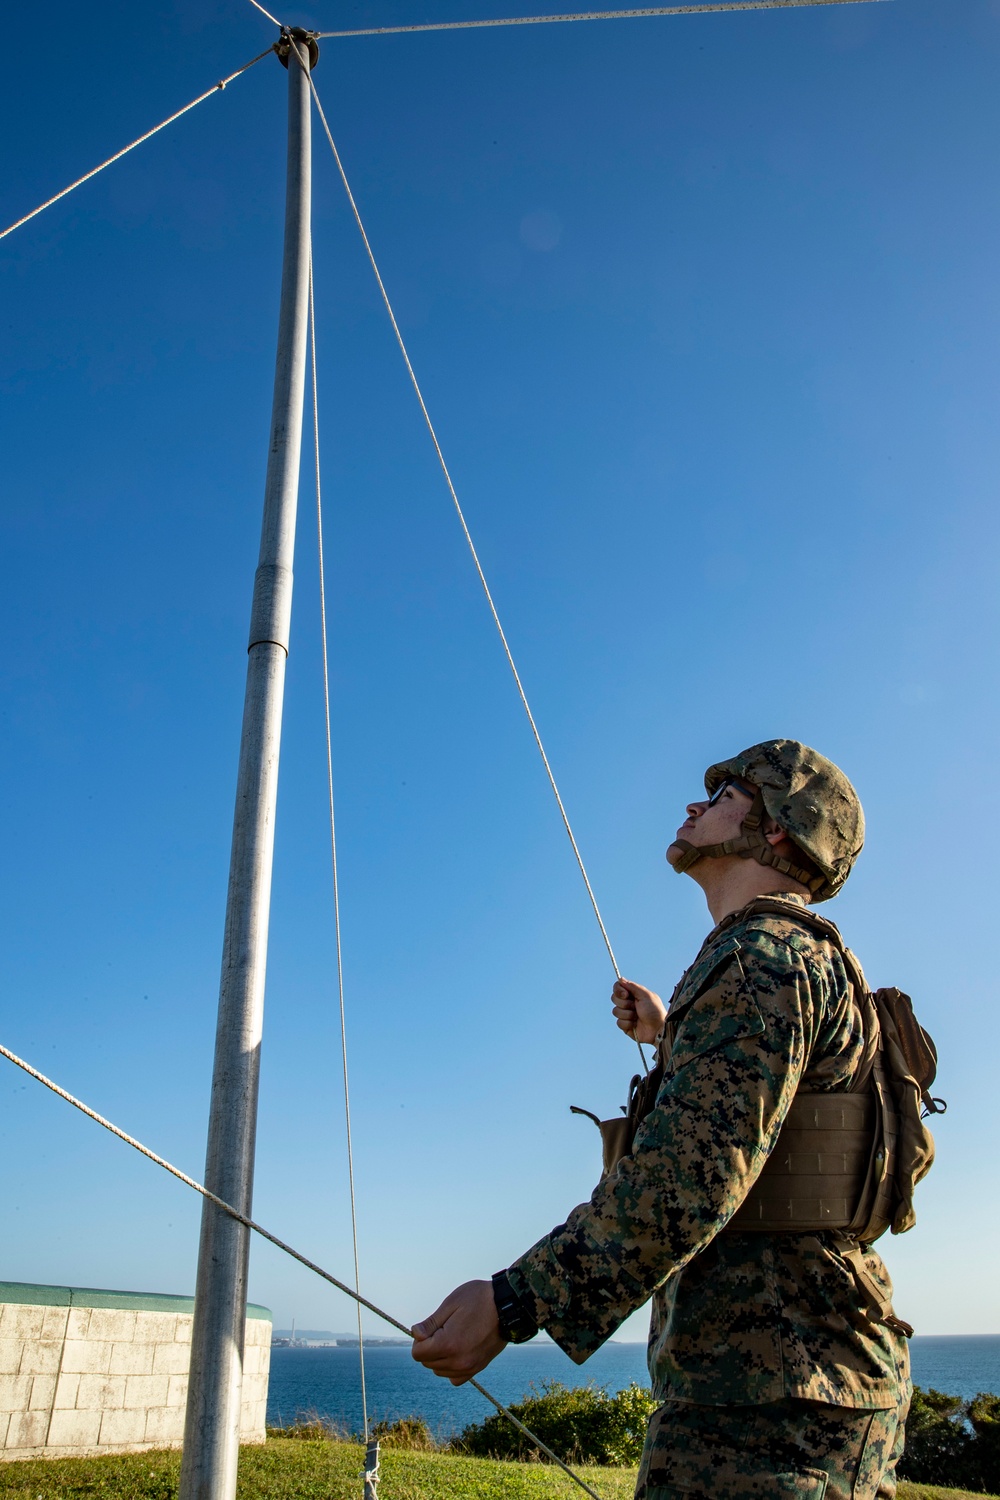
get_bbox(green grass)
[0,1441,634,1499]
[900,1490,998,1500]
[0,1440,994,1499]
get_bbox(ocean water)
[267,1342,647,1437]
[267,1336,1000,1437]
[909,1337,1000,1404]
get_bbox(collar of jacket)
[667,893,813,1018]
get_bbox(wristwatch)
[491,1270,539,1345]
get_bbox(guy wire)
[301,58,648,1071]
[244,0,283,26]
[0,1040,604,1500]
[317,0,888,38]
[310,257,370,1443]
[0,48,275,243]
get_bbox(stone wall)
[0,1281,271,1460]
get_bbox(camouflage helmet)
[673,739,864,902]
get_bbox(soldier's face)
[666,778,754,865]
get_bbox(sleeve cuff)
[507,1228,643,1364]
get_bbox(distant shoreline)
[267,1336,1000,1434]
[271,1336,410,1348]
[271,1335,1000,1347]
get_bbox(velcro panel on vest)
[726,1092,876,1232]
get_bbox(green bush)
[965,1391,1000,1494]
[454,1380,656,1466]
[371,1415,439,1450]
[266,1412,351,1441]
[266,1412,439,1451]
[900,1389,975,1485]
[900,1386,1000,1494]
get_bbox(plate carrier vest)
[573,897,944,1333]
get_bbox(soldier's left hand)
[410,1280,506,1385]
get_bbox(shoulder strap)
[731,894,844,945]
[733,896,880,1090]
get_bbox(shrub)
[266,1412,350,1441]
[965,1391,1000,1494]
[899,1385,1000,1494]
[898,1388,974,1486]
[370,1415,438,1450]
[266,1413,438,1451]
[454,1380,656,1466]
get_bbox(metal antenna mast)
[179,29,317,1500]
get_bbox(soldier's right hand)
[612,979,667,1045]
[410,1280,505,1385]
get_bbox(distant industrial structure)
[270,1327,407,1349]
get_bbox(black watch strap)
[492,1269,538,1345]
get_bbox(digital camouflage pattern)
[507,896,911,1410]
[704,740,865,901]
[634,1394,910,1500]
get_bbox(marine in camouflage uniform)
[412,741,912,1500]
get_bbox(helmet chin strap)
[671,787,825,896]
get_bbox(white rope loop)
[317,0,887,39]
[308,254,371,1444]
[0,48,275,244]
[0,1040,604,1500]
[300,59,647,1071]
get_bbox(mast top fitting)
[276,27,320,69]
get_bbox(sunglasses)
[707,777,754,807]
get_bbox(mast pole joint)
[277,27,320,69]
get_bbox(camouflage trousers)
[634,1395,909,1500]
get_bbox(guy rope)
[0,1040,605,1500]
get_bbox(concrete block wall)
[0,1282,271,1461]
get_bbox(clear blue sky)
[1,0,998,1348]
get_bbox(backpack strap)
[728,897,881,1090]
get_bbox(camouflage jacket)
[507,897,910,1408]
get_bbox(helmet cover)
[704,739,864,901]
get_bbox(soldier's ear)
[763,819,790,848]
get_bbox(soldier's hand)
[410,1280,506,1385]
[612,978,667,1044]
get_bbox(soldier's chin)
[665,841,685,868]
